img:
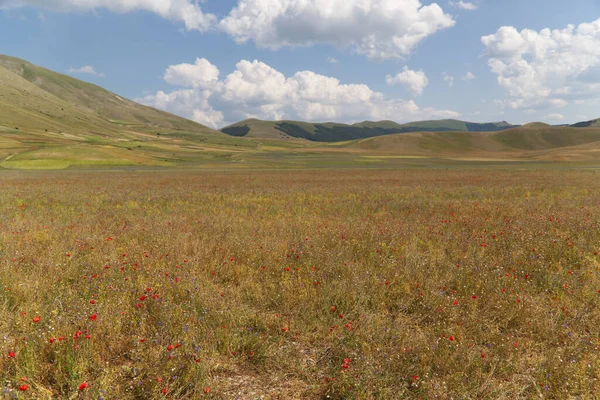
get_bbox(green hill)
[331,124,600,161]
[571,118,600,128]
[0,54,262,169]
[220,118,518,142]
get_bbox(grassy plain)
[1,168,600,399]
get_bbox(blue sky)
[1,0,600,128]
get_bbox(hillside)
[220,118,518,142]
[0,55,263,169]
[571,118,600,128]
[326,124,600,161]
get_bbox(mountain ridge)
[220,118,520,142]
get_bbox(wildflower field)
[1,168,600,399]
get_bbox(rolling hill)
[0,54,265,169]
[220,118,518,142]
[571,118,600,128]
[321,123,600,161]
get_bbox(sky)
[1,0,600,128]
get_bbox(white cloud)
[482,19,600,111]
[449,1,478,10]
[138,58,460,128]
[327,57,339,64]
[442,72,454,87]
[544,113,565,120]
[164,57,220,89]
[67,65,104,77]
[0,0,216,31]
[218,0,455,60]
[386,67,429,96]
[461,72,476,80]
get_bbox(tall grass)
[0,169,599,399]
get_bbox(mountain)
[0,54,256,169]
[220,118,518,142]
[571,118,600,128]
[0,54,219,137]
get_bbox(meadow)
[1,168,600,399]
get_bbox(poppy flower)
[203,387,210,394]
[78,382,88,391]
[89,314,97,321]
[167,344,174,351]
[32,316,41,323]
[449,336,455,341]
[19,385,28,391]
[90,300,96,305]
[7,351,15,358]
[281,327,288,332]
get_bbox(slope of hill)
[328,124,600,161]
[0,55,266,169]
[571,118,600,128]
[0,54,216,135]
[220,118,518,142]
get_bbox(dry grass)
[1,169,600,399]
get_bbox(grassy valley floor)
[0,169,599,398]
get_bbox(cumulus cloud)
[218,0,455,60]
[461,72,476,80]
[67,65,104,77]
[449,1,478,10]
[482,19,600,110]
[0,0,216,31]
[164,57,220,89]
[442,72,454,87]
[327,57,339,64]
[138,58,460,128]
[386,67,429,96]
[544,113,565,120]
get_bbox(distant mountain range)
[221,119,520,142]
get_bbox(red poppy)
[32,316,41,323]
[449,336,455,341]
[90,299,96,305]
[167,344,174,351]
[281,327,288,332]
[89,314,97,321]
[78,382,88,391]
[203,387,211,394]
[7,351,15,358]
[19,385,28,391]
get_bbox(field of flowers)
[1,169,599,399]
